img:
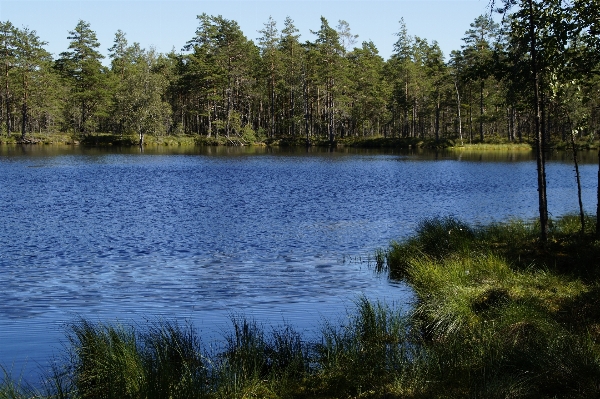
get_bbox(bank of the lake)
[2,217,600,399]
[4,131,600,152]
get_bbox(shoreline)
[3,132,598,152]
[2,216,599,398]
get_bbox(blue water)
[0,145,597,382]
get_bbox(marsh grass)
[0,366,37,399]
[311,297,416,398]
[43,319,208,399]
[381,216,600,398]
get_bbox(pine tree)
[55,20,110,135]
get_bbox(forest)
[0,0,598,147]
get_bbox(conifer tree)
[55,20,110,135]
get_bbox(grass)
[381,215,600,398]
[449,142,533,150]
[3,216,600,398]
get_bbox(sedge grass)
[311,297,415,398]
[381,216,600,398]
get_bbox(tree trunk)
[479,79,484,142]
[303,68,310,145]
[597,147,600,238]
[270,70,275,138]
[455,79,463,145]
[529,0,549,242]
[569,126,585,234]
[21,73,27,141]
[435,94,440,143]
[5,61,10,135]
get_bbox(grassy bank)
[1,300,415,399]
[3,217,600,398]
[380,215,600,398]
[3,131,600,151]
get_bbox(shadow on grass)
[380,215,600,398]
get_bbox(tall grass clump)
[141,320,207,399]
[311,297,418,398]
[384,217,475,280]
[0,367,37,399]
[215,316,309,398]
[67,320,144,399]
[382,216,600,398]
[53,319,207,399]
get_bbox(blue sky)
[0,1,495,61]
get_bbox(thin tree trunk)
[21,72,27,140]
[455,79,463,145]
[303,67,309,145]
[529,0,548,242]
[270,69,275,138]
[479,79,484,142]
[469,84,473,143]
[597,147,600,237]
[5,61,10,135]
[569,125,585,234]
[435,93,440,143]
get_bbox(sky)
[0,1,496,62]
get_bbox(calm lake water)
[0,145,598,382]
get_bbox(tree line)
[0,1,598,148]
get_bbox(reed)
[214,316,310,398]
[0,366,37,399]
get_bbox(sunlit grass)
[449,142,532,150]
[380,216,600,397]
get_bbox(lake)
[0,145,597,383]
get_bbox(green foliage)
[55,20,111,135]
[2,6,600,144]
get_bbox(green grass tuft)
[381,215,600,398]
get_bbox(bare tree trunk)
[455,79,463,145]
[569,126,585,234]
[479,79,484,142]
[597,147,600,237]
[5,62,10,135]
[270,71,275,138]
[21,73,27,141]
[435,93,440,143]
[303,67,310,146]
